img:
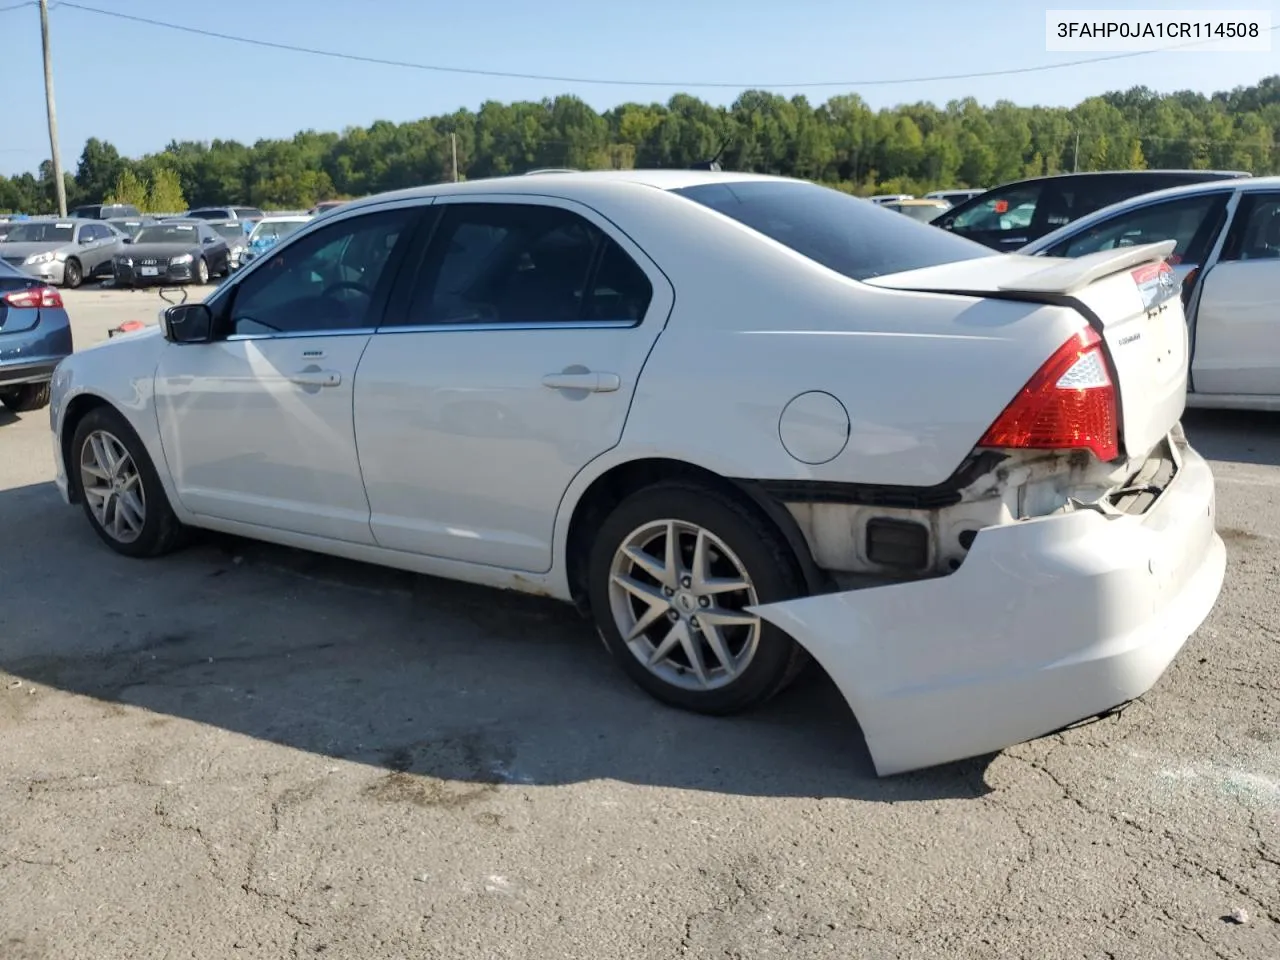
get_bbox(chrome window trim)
[225,328,375,342]
[374,319,639,335]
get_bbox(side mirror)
[202,235,216,244]
[79,237,93,245]
[122,237,133,244]
[161,302,214,344]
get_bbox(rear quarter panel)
[562,183,1087,489]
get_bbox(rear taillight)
[978,326,1119,462]
[2,285,63,309]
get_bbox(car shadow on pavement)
[0,409,17,428]
[0,480,996,804]
[1183,408,1280,467]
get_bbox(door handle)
[289,369,342,388]
[541,371,621,393]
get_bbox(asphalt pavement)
[0,286,1276,960]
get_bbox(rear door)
[352,195,673,572]
[1191,191,1280,396]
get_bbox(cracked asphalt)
[0,288,1277,960]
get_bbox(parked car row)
[0,203,312,289]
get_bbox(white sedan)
[48,171,1225,776]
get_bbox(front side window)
[227,207,413,336]
[675,181,992,281]
[402,203,650,326]
[1220,194,1280,262]
[1048,194,1230,264]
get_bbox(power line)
[56,1,1280,91]
[0,1,34,13]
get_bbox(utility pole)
[1072,131,1080,173]
[450,133,459,182]
[39,0,67,216]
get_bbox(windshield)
[251,220,306,242]
[4,222,74,243]
[135,224,199,244]
[673,180,993,281]
[211,222,245,241]
[109,220,147,238]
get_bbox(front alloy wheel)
[80,429,146,544]
[71,406,186,558]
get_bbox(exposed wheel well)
[59,393,112,503]
[563,457,828,615]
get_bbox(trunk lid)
[866,240,1187,461]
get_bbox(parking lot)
[0,286,1277,960]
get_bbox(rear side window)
[673,181,992,281]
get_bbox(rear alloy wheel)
[62,258,82,289]
[195,257,210,285]
[588,482,808,715]
[71,406,185,558]
[0,382,51,412]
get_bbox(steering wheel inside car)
[321,281,373,300]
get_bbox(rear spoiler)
[997,240,1176,296]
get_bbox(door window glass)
[948,184,1042,233]
[1220,195,1280,262]
[228,208,413,335]
[1048,194,1228,264]
[405,203,635,326]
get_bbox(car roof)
[888,198,951,206]
[258,215,311,223]
[1023,175,1280,253]
[333,169,789,216]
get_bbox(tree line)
[2,76,1277,214]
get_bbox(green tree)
[147,167,186,213]
[108,169,149,209]
[6,73,1278,207]
[74,138,127,202]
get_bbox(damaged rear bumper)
[749,435,1225,777]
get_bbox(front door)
[154,205,423,543]
[353,196,672,572]
[1191,192,1280,396]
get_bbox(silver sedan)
[0,219,126,288]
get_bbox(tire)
[0,382,51,412]
[587,481,809,716]
[63,258,82,289]
[70,405,186,558]
[195,257,209,285]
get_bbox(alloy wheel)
[607,519,761,692]
[79,429,146,544]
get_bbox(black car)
[112,220,231,287]
[70,202,143,220]
[931,169,1252,250]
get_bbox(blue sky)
[1,0,1276,177]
